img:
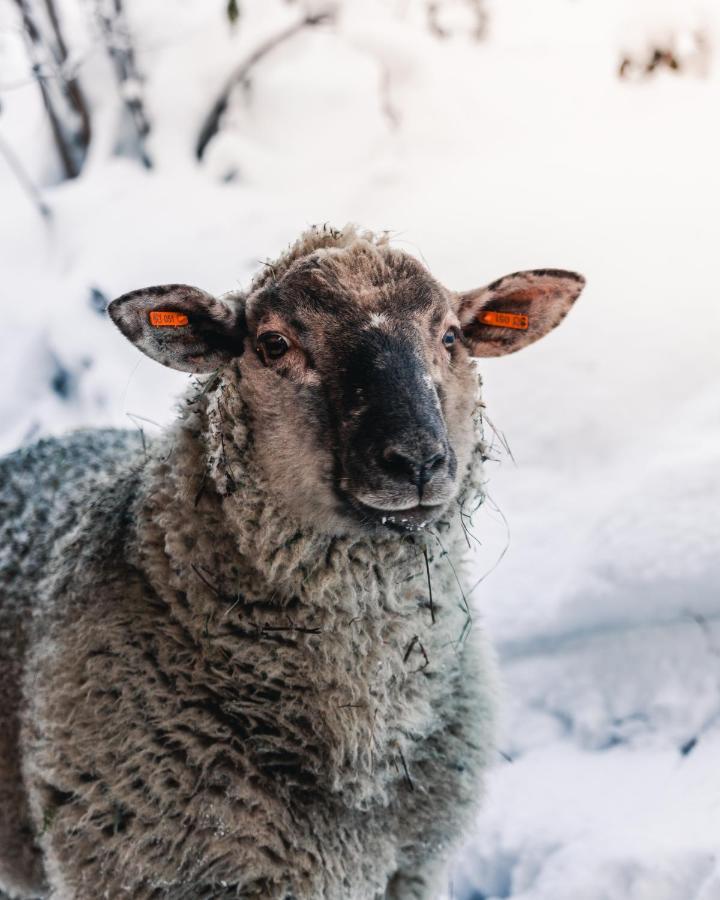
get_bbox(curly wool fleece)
[0,241,498,900]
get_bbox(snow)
[1,0,720,897]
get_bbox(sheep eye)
[442,328,456,349]
[257,332,290,362]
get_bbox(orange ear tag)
[479,311,529,331]
[149,311,189,327]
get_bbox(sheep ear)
[108,284,246,373]
[456,269,585,358]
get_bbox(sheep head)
[109,227,584,534]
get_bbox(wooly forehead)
[246,242,452,354]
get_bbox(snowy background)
[1,0,719,897]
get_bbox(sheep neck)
[133,376,486,621]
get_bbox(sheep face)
[238,244,477,533]
[109,230,584,534]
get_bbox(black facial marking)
[331,331,450,513]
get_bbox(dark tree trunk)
[14,0,91,180]
[93,0,152,168]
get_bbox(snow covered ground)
[1,0,719,897]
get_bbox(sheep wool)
[0,228,500,900]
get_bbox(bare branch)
[93,0,152,168]
[427,0,488,42]
[13,0,91,179]
[0,131,52,220]
[196,10,334,162]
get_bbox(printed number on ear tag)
[149,311,189,327]
[479,311,529,331]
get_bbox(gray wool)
[0,237,499,900]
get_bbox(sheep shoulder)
[0,428,143,899]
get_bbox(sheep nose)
[380,443,447,490]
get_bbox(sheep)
[0,224,585,900]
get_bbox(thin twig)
[423,547,435,624]
[191,563,225,599]
[397,749,415,792]
[0,132,51,220]
[415,639,430,670]
[679,612,720,756]
[194,467,209,507]
[260,620,322,635]
[369,707,378,773]
[125,413,146,458]
[403,635,419,663]
[457,497,482,548]
[126,411,162,428]
[482,411,516,466]
[468,490,511,597]
[432,528,473,647]
[220,591,244,620]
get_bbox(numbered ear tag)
[479,311,529,331]
[149,311,189,327]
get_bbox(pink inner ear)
[459,269,585,357]
[492,284,564,306]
